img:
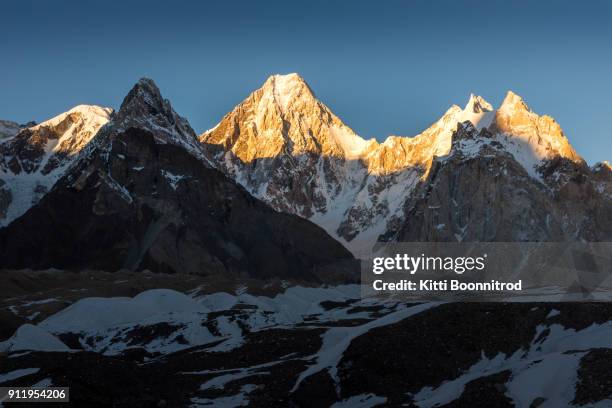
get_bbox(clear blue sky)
[1,0,610,164]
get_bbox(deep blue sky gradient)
[1,0,610,163]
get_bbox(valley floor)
[1,270,611,407]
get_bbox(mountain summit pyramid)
[0,78,355,279]
[201,73,374,163]
[200,74,610,252]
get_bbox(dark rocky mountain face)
[0,79,354,281]
[394,122,612,242]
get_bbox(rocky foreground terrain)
[1,270,612,407]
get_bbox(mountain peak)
[464,94,493,113]
[110,78,203,159]
[31,105,112,132]
[261,73,315,112]
[115,77,191,133]
[0,104,112,225]
[265,73,308,89]
[201,72,367,162]
[118,77,166,115]
[491,90,582,166]
[499,90,530,113]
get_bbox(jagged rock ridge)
[0,79,354,280]
[394,121,611,242]
[201,74,609,253]
[200,74,465,255]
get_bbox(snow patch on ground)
[0,368,40,384]
[161,169,186,190]
[331,393,387,408]
[0,324,69,353]
[291,302,441,392]
[413,321,612,407]
[6,286,371,356]
[191,384,256,407]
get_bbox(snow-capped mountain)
[202,74,610,254]
[0,119,36,140]
[1,74,608,257]
[200,73,383,255]
[392,92,611,242]
[395,121,611,242]
[0,78,354,279]
[0,76,610,407]
[0,106,112,225]
[200,73,442,255]
[0,120,22,140]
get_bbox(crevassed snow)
[0,168,68,226]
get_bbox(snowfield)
[2,285,612,407]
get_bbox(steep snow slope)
[0,105,112,225]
